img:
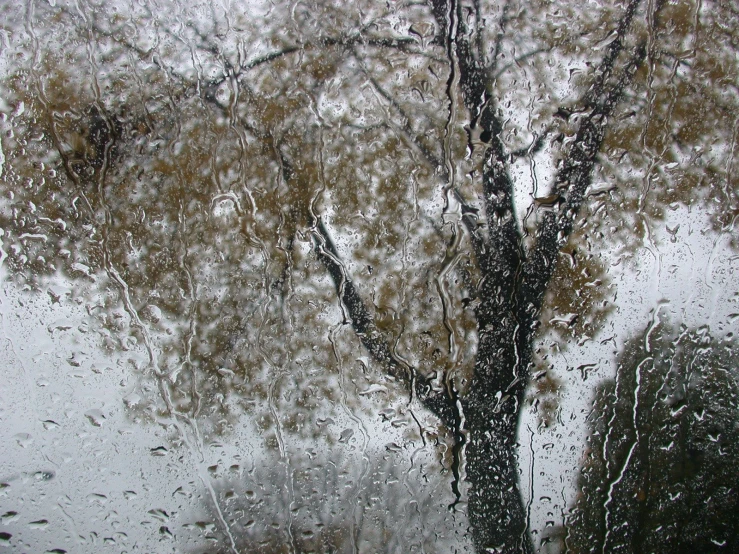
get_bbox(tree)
[0,0,737,552]
[566,322,739,553]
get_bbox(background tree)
[0,0,737,552]
[566,321,739,553]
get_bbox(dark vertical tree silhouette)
[567,322,739,553]
[310,0,661,551]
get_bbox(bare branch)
[510,127,552,159]
[428,0,525,292]
[488,0,513,76]
[356,56,490,266]
[492,46,549,80]
[582,0,644,109]
[313,217,455,425]
[359,65,442,169]
[521,0,656,317]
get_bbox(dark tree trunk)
[465,401,533,554]
[311,0,654,550]
[463,285,536,554]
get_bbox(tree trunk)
[464,299,535,554]
[466,405,534,554]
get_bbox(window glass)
[0,1,737,552]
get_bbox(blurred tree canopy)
[566,321,739,553]
[0,0,737,551]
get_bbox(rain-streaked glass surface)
[0,0,737,552]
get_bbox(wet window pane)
[0,0,737,552]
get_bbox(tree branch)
[313,217,455,426]
[492,46,549,80]
[356,57,490,267]
[488,0,512,76]
[520,0,657,319]
[428,0,524,292]
[359,66,442,170]
[510,127,552,159]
